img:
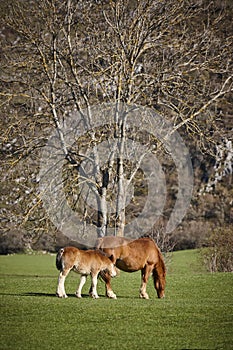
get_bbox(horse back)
[96,236,165,272]
[95,236,132,249]
[80,249,113,267]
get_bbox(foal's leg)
[56,269,70,298]
[89,273,99,299]
[101,271,117,299]
[89,271,117,299]
[75,275,87,298]
[139,264,153,299]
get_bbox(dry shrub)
[144,224,176,269]
[202,226,233,272]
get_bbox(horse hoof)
[107,291,117,299]
[91,294,99,299]
[139,293,149,299]
[75,293,82,298]
[56,293,68,298]
[158,294,165,299]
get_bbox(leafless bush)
[0,229,26,254]
[201,226,233,272]
[144,223,176,268]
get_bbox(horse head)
[153,265,166,298]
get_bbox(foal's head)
[106,254,117,278]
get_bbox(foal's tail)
[56,248,64,271]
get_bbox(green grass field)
[0,250,232,350]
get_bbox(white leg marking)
[107,290,117,299]
[56,273,68,298]
[75,275,87,298]
[139,282,149,299]
[90,274,99,299]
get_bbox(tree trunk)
[115,115,126,236]
[97,187,108,237]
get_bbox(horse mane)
[139,234,154,242]
[139,235,166,274]
[157,247,166,274]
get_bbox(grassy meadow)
[0,249,232,350]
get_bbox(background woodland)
[0,0,232,259]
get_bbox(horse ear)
[109,254,114,262]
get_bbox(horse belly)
[73,265,88,275]
[116,259,140,272]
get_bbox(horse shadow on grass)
[21,292,91,298]
[20,292,108,298]
[0,292,74,298]
[0,292,55,298]
[0,292,138,299]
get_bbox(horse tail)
[56,248,64,271]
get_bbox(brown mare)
[56,246,117,299]
[95,236,166,299]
